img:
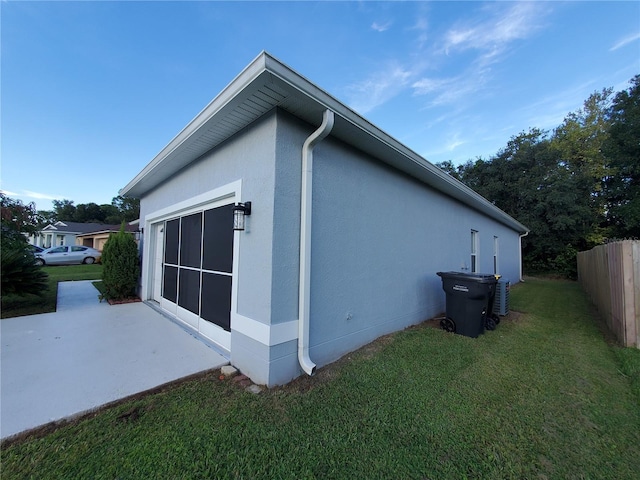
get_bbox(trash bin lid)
[437,271,498,283]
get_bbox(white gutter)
[519,231,529,282]
[298,109,335,376]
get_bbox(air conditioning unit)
[494,278,510,316]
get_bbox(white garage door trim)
[142,180,242,352]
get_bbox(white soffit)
[121,52,528,234]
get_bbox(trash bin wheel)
[485,316,497,331]
[491,313,500,325]
[440,318,456,333]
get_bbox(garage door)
[160,203,234,349]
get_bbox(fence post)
[633,241,640,348]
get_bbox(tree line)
[1,194,140,230]
[38,196,140,225]
[437,75,639,278]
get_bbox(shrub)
[550,244,579,279]
[1,227,48,296]
[101,223,140,300]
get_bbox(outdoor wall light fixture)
[233,201,252,231]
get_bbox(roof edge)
[121,51,528,234]
[120,52,271,197]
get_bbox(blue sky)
[2,1,639,212]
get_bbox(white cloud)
[421,132,468,161]
[346,65,414,114]
[445,133,465,152]
[1,189,63,201]
[346,3,550,114]
[412,77,452,95]
[22,190,65,201]
[409,13,430,49]
[444,2,547,57]
[411,16,428,32]
[410,3,550,108]
[610,31,640,51]
[412,66,492,107]
[518,79,600,130]
[371,20,392,32]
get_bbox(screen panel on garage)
[164,218,179,265]
[163,265,178,303]
[178,268,201,315]
[201,273,232,331]
[201,204,234,331]
[160,203,234,333]
[203,204,234,273]
[180,212,202,269]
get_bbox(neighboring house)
[120,52,529,387]
[31,221,107,249]
[31,221,138,251]
[75,223,139,251]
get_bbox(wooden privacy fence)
[577,240,640,348]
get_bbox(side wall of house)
[136,109,523,387]
[269,113,523,379]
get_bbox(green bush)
[1,227,48,296]
[550,244,579,279]
[101,223,140,300]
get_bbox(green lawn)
[2,278,639,479]
[1,264,103,318]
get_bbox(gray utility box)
[495,278,510,316]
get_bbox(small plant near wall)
[101,223,140,302]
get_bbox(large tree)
[452,129,595,277]
[1,193,41,236]
[603,75,640,238]
[435,79,638,277]
[52,199,77,221]
[111,195,140,223]
[74,202,105,223]
[100,203,122,225]
[551,88,614,245]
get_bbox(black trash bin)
[436,271,499,338]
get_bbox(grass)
[2,278,639,478]
[1,264,103,318]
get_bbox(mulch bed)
[106,297,142,305]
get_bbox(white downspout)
[298,109,335,376]
[519,231,529,282]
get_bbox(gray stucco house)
[121,52,528,387]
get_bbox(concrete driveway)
[1,280,228,441]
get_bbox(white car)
[35,246,101,266]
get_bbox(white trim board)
[232,314,298,347]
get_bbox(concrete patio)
[1,280,228,440]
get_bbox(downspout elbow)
[298,109,335,376]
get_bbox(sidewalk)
[1,280,228,440]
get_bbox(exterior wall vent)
[495,278,510,316]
